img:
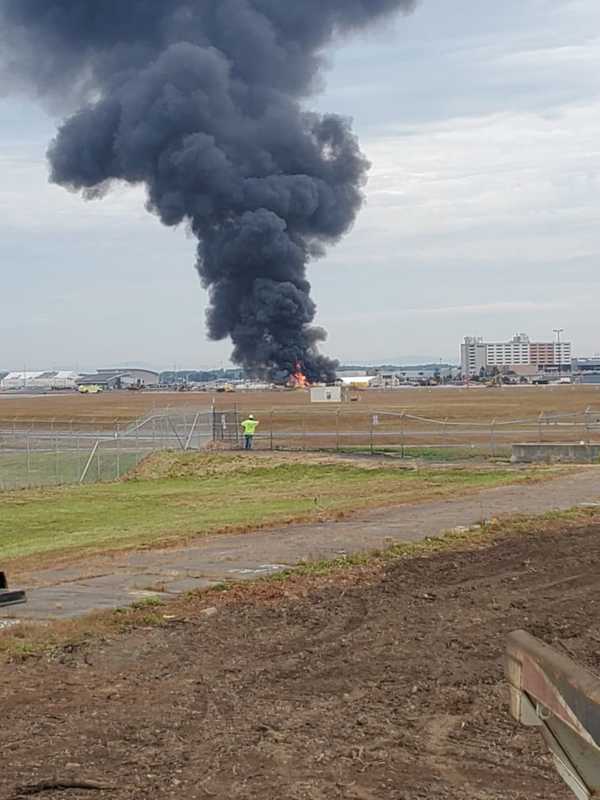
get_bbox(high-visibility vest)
[241,419,259,435]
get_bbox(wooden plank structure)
[506,630,600,799]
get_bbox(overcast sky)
[1,0,599,370]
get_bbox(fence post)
[586,412,592,446]
[116,422,121,479]
[166,415,185,451]
[55,432,60,485]
[401,412,406,459]
[302,413,306,452]
[184,411,201,451]
[26,433,31,486]
[538,412,544,443]
[490,418,497,458]
[270,409,274,451]
[369,413,374,455]
[336,409,340,452]
[80,440,100,484]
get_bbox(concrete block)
[512,443,600,464]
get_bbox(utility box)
[310,386,343,403]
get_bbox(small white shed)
[310,386,343,403]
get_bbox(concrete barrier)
[512,443,600,464]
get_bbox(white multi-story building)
[461,334,572,377]
[485,333,532,368]
[461,337,488,377]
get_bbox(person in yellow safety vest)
[241,414,259,450]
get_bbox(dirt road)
[5,468,600,621]
[2,512,600,798]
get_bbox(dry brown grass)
[1,384,600,426]
[3,385,600,453]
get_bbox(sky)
[1,0,599,370]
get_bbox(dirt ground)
[3,515,600,799]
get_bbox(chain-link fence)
[2,404,600,490]
[0,408,213,490]
[216,405,600,460]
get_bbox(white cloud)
[0,149,155,234]
[335,101,600,268]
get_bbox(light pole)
[553,328,564,379]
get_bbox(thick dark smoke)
[0,0,416,382]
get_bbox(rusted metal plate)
[506,630,600,799]
[507,630,600,746]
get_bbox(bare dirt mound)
[3,517,600,799]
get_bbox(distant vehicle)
[79,384,103,394]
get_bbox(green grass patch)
[403,446,511,462]
[0,448,141,490]
[337,445,511,462]
[0,453,537,566]
[130,596,165,609]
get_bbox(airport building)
[0,371,79,390]
[0,368,160,392]
[572,357,600,384]
[76,369,160,390]
[461,334,572,377]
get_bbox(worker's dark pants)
[244,435,254,450]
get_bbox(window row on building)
[460,334,572,377]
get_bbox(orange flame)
[290,362,310,388]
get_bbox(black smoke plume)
[0,0,416,382]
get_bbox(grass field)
[0,452,539,566]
